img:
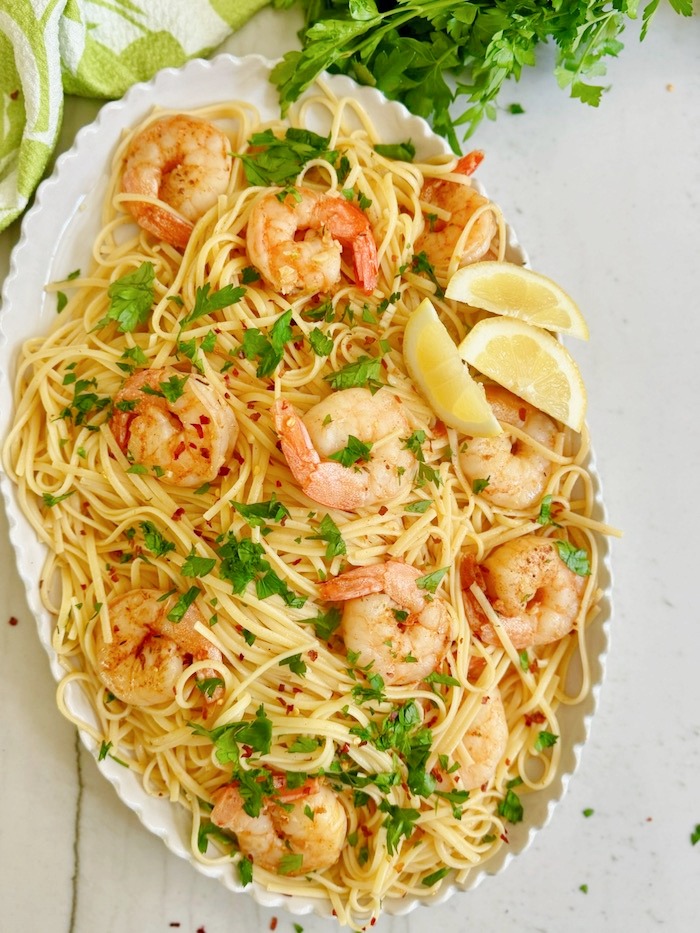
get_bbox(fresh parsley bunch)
[271,0,693,150]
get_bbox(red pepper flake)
[285,704,294,714]
[247,401,256,409]
[360,825,372,838]
[200,415,210,425]
[500,832,509,844]
[308,649,318,662]
[294,340,304,350]
[218,465,231,476]
[276,697,287,708]
[378,505,388,516]
[169,924,181,929]
[110,572,119,583]
[433,419,447,437]
[524,711,547,726]
[291,558,302,566]
[80,583,87,590]
[173,440,186,460]
[241,745,254,759]
[270,919,278,931]
[193,422,205,439]
[196,927,206,933]
[232,451,244,465]
[172,507,185,522]
[250,412,261,421]
[201,448,211,461]
[275,479,282,487]
[518,407,527,422]
[339,742,350,755]
[292,686,303,694]
[371,919,377,926]
[8,617,18,626]
[10,89,19,100]
[278,683,286,692]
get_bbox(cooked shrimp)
[246,187,378,295]
[416,151,497,275]
[121,114,232,249]
[95,588,223,709]
[459,386,558,510]
[461,535,587,649]
[211,776,346,875]
[272,388,416,511]
[318,560,452,685]
[110,366,238,487]
[453,689,508,791]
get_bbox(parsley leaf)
[555,540,591,576]
[139,521,175,557]
[233,494,291,528]
[308,327,334,356]
[301,606,342,640]
[103,262,155,332]
[189,704,272,766]
[534,730,559,752]
[379,800,420,855]
[307,513,346,559]
[328,435,373,468]
[181,548,217,578]
[166,586,201,623]
[240,308,294,377]
[324,355,382,392]
[374,140,416,161]
[237,127,339,186]
[415,566,449,593]
[180,283,246,327]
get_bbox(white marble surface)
[1,5,699,932]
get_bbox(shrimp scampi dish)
[3,80,613,930]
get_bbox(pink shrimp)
[121,114,232,249]
[271,388,416,511]
[247,187,378,295]
[416,151,497,277]
[318,560,452,685]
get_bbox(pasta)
[2,80,615,929]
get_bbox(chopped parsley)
[139,521,175,557]
[379,800,420,855]
[240,308,294,377]
[42,490,75,508]
[374,140,416,161]
[180,283,246,327]
[308,327,334,356]
[233,494,291,528]
[166,586,201,623]
[555,539,591,576]
[498,777,524,823]
[534,730,559,752]
[324,355,382,392]
[217,531,306,607]
[237,127,339,186]
[416,566,449,593]
[189,704,272,767]
[306,513,346,559]
[301,606,342,641]
[181,548,217,578]
[328,435,373,468]
[101,262,155,332]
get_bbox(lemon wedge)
[445,261,589,340]
[458,317,587,431]
[403,298,501,437]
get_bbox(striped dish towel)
[0,0,269,232]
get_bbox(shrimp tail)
[456,150,485,177]
[273,398,322,488]
[315,197,378,294]
[273,398,371,511]
[352,229,379,294]
[320,559,425,612]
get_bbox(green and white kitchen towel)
[0,0,270,232]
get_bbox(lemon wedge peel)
[403,298,502,438]
[458,317,587,433]
[445,261,590,341]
